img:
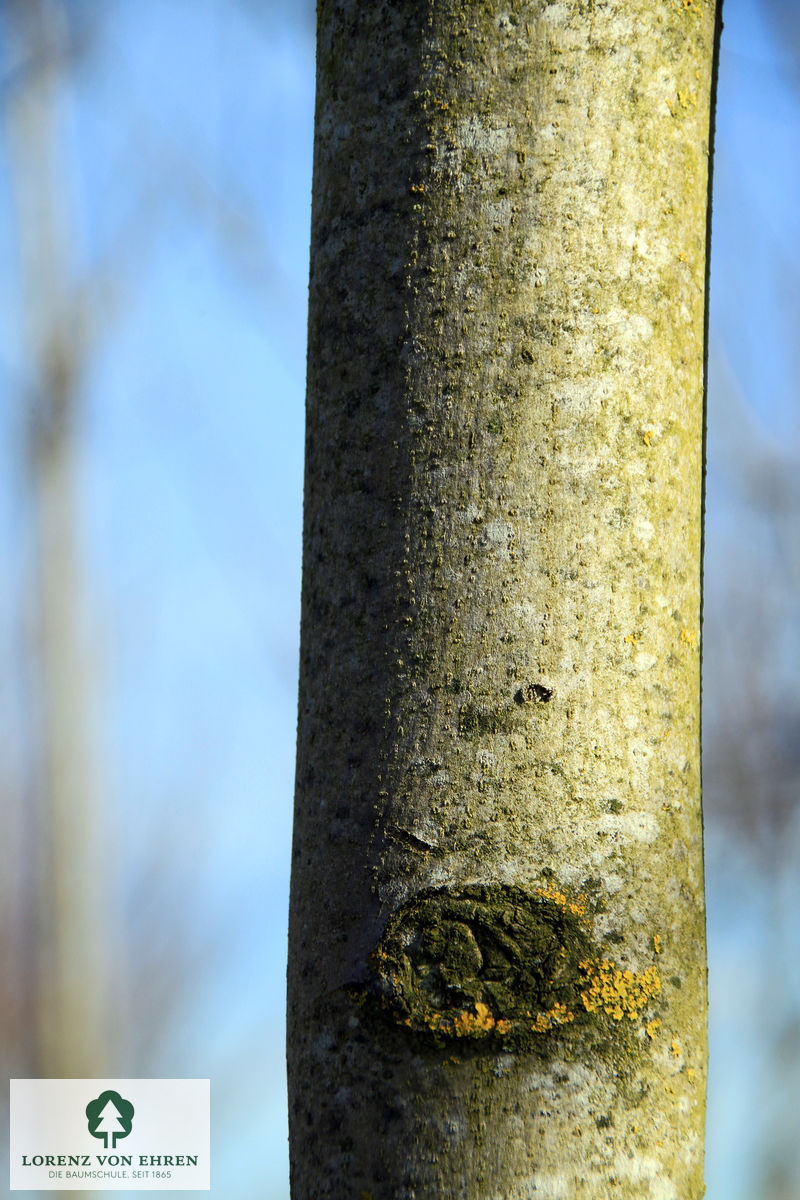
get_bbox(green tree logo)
[85,1090,134,1149]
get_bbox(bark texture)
[289,1,720,1196]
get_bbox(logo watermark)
[86,1089,135,1149]
[10,1079,210,1190]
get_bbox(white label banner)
[9,1079,210,1190]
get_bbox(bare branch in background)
[761,0,800,83]
[3,0,118,1089]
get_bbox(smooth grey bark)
[288,2,721,1196]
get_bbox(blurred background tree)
[0,1,797,1197]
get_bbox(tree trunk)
[288,1,721,1196]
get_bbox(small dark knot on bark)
[514,683,553,705]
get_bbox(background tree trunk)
[288,1,721,1196]
[7,0,114,1086]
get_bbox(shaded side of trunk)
[289,1,720,1196]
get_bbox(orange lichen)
[653,934,662,954]
[624,632,641,646]
[687,1068,696,1083]
[579,959,662,1022]
[646,1018,662,1040]
[424,1001,497,1037]
[530,1001,575,1033]
[426,999,578,1038]
[642,428,654,446]
[671,1039,681,1059]
[536,885,586,916]
[453,1002,495,1035]
[679,627,698,648]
